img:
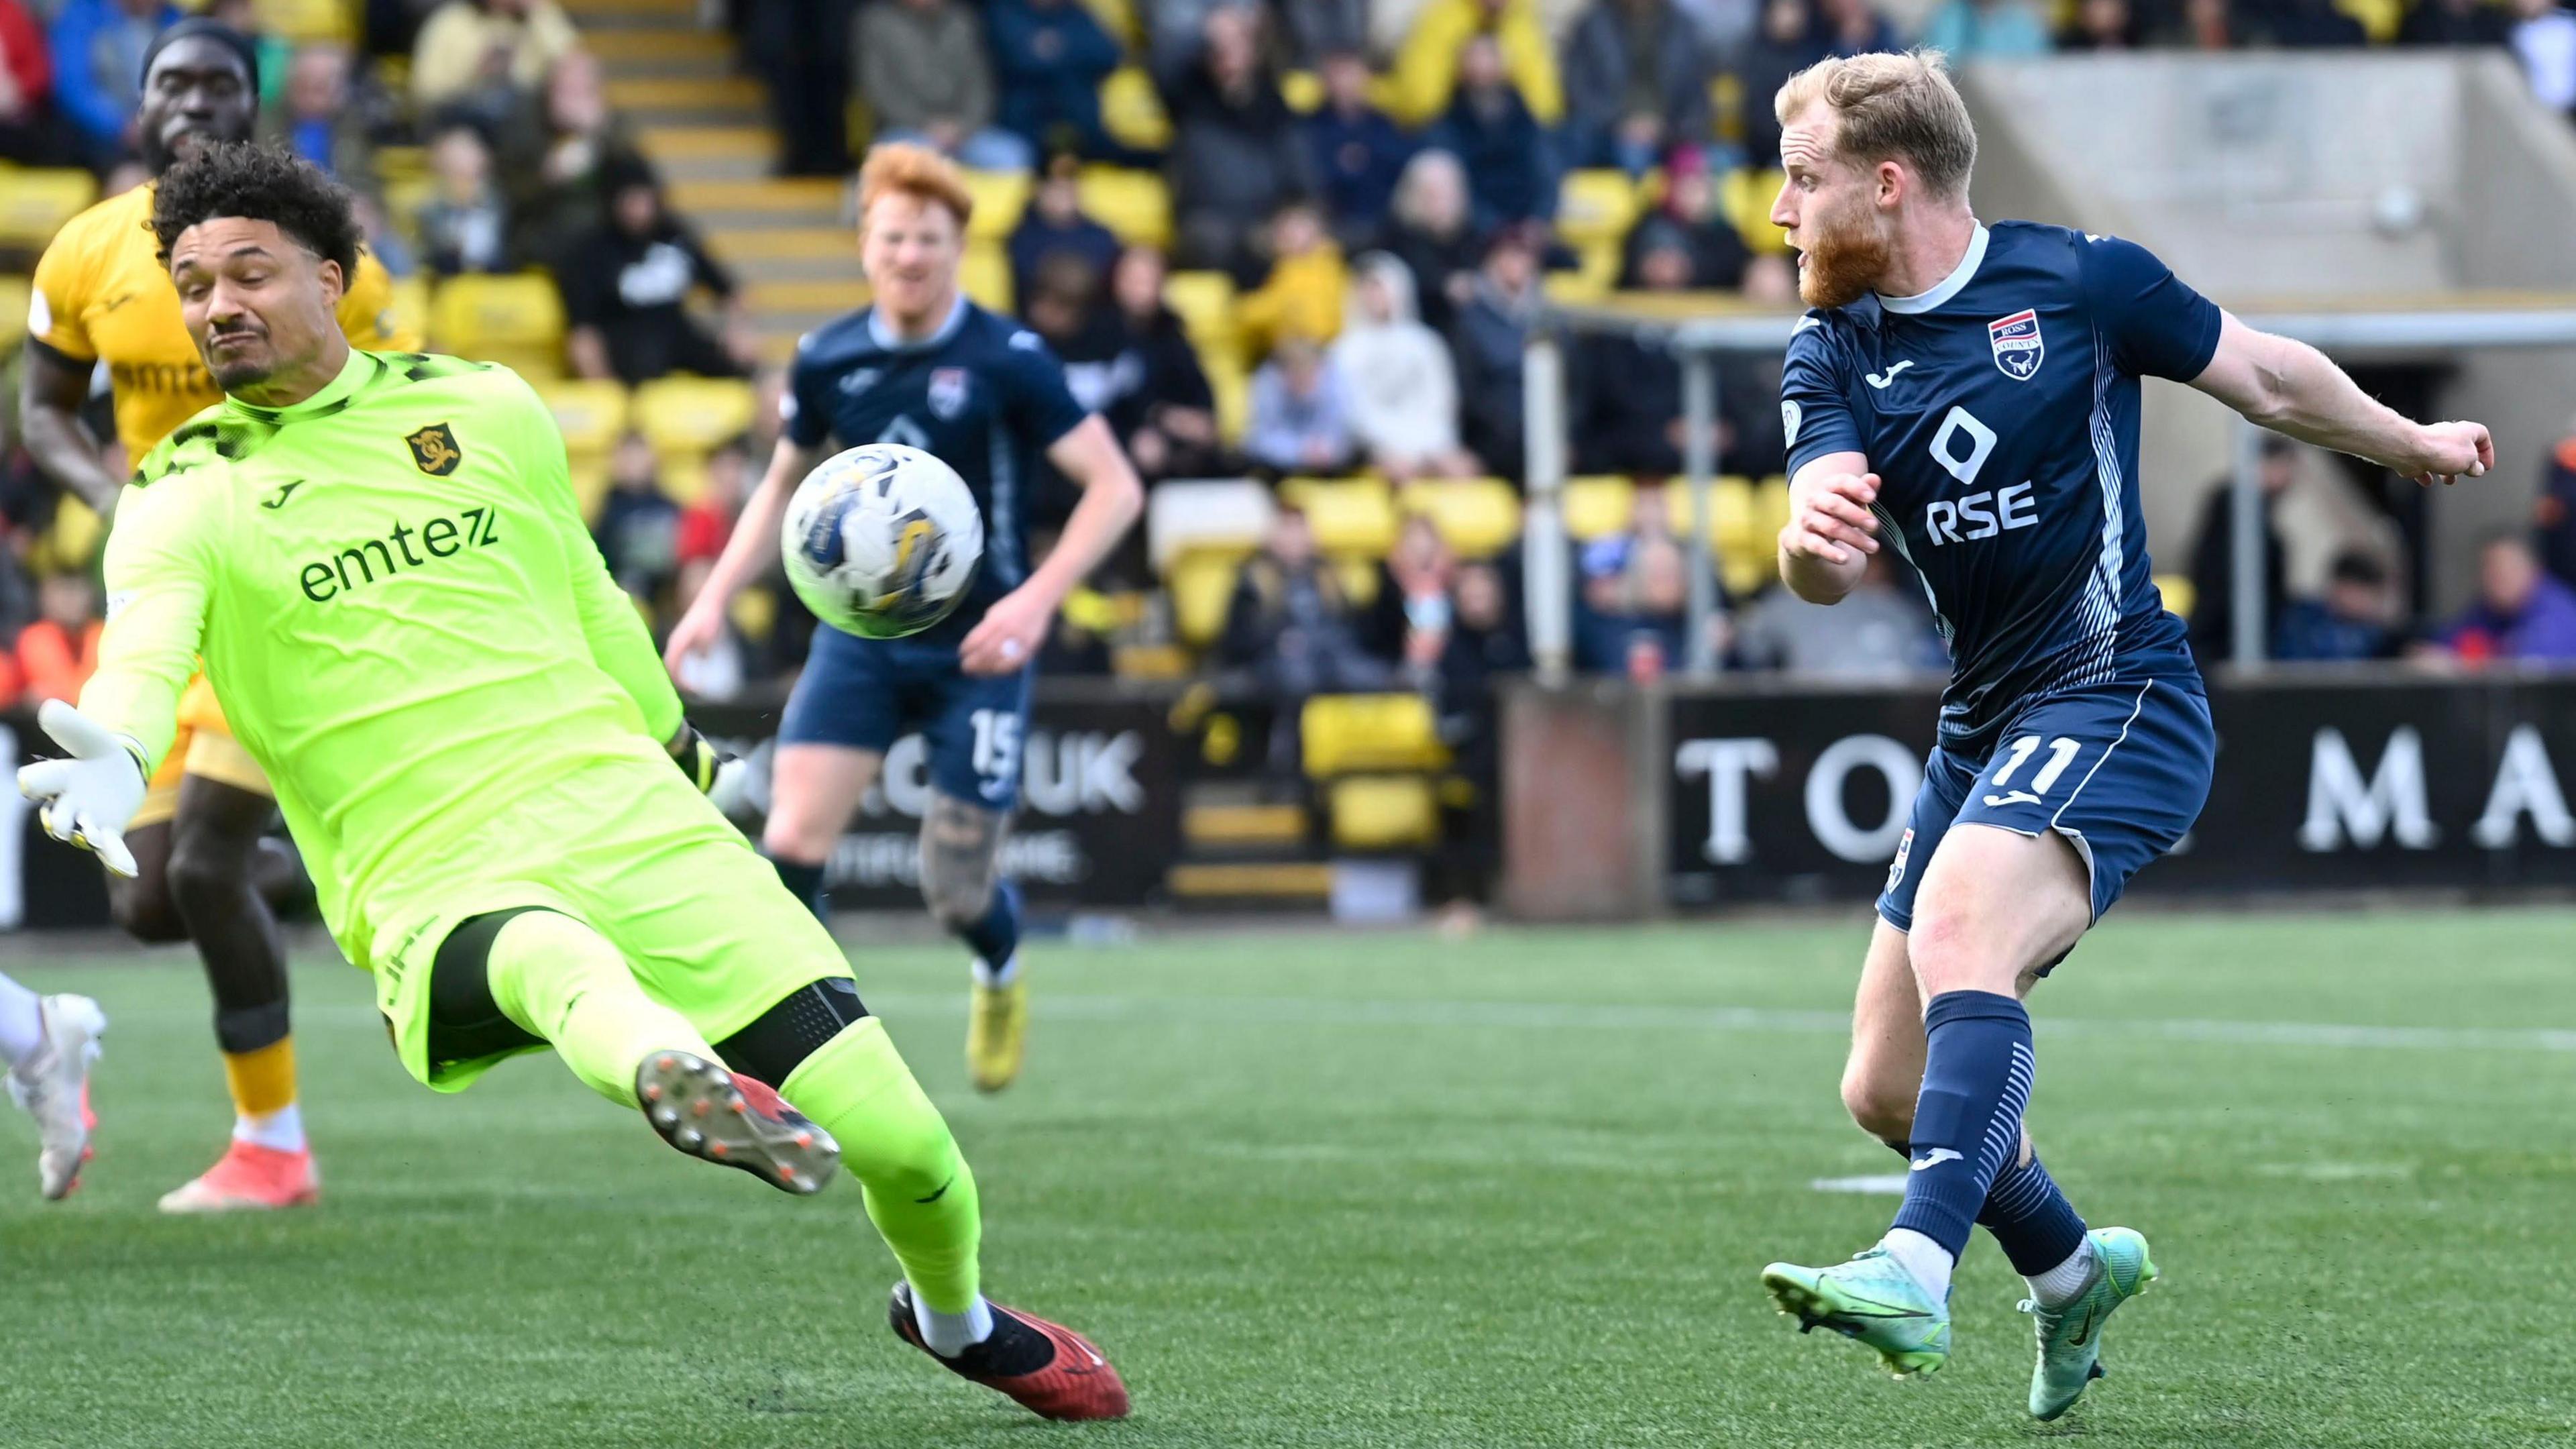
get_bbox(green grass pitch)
[3,908,2573,1447]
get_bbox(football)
[778,442,984,639]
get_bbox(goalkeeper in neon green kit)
[20,144,1129,1424]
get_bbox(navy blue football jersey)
[1781,221,2219,750]
[782,299,1090,641]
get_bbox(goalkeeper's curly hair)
[150,141,363,282]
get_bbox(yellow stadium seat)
[632,375,758,458]
[1165,270,1240,373]
[729,585,778,645]
[1204,351,1249,443]
[1280,70,1323,114]
[568,455,612,523]
[1170,549,1244,647]
[2155,572,2196,623]
[535,378,631,458]
[1666,475,1758,550]
[382,173,437,239]
[374,145,427,182]
[255,0,355,42]
[1562,476,1635,541]
[388,274,431,349]
[1542,268,1608,306]
[1281,478,1399,557]
[429,272,565,376]
[961,169,1031,243]
[1079,0,1142,44]
[1080,166,1172,250]
[0,274,28,354]
[1399,478,1521,559]
[961,241,1013,313]
[1756,474,1792,539]
[1327,775,1440,850]
[1556,169,1640,251]
[1334,555,1381,608]
[661,453,710,507]
[2334,0,2402,40]
[1100,66,1173,152]
[1722,168,1790,255]
[1301,693,1446,776]
[0,169,98,253]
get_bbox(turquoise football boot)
[2024,1227,2158,1420]
[1761,1246,1951,1377]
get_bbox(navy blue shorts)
[777,625,1034,808]
[1878,678,2214,933]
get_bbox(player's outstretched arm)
[1778,450,1880,605]
[2190,313,2493,486]
[959,415,1144,676]
[663,437,822,672]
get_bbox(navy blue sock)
[1978,1150,2090,1277]
[1889,990,2035,1260]
[768,855,829,920]
[956,879,1021,972]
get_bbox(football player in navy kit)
[1750,53,2492,1419]
[667,144,1144,1095]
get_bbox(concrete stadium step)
[1165,861,1334,906]
[728,253,863,282]
[560,0,699,19]
[707,226,853,260]
[669,177,845,215]
[606,76,768,114]
[653,152,773,183]
[586,29,735,67]
[1181,801,1309,851]
[745,279,871,315]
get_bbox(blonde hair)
[858,142,975,228]
[1774,50,1976,201]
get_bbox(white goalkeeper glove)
[669,721,752,816]
[16,700,148,878]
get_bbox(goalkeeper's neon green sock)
[781,1019,983,1314]
[485,910,714,1108]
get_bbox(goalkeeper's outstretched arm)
[79,481,215,775]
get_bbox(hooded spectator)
[1332,253,1480,481]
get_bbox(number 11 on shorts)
[1982,735,2080,808]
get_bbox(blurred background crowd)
[3,0,2576,737]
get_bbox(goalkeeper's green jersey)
[82,348,687,961]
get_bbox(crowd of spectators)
[10,0,2576,724]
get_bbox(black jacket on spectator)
[1432,89,1557,230]
[1104,310,1217,447]
[1166,66,1315,274]
[989,0,1125,154]
[559,219,742,384]
[1008,213,1123,314]
[1451,278,1540,480]
[1303,104,1415,244]
[2184,480,2288,667]
[1623,212,1750,290]
[1733,7,1831,169]
[2398,0,2511,43]
[1377,218,1483,337]
[1560,0,1711,162]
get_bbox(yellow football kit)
[30,178,417,825]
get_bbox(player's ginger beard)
[1797,195,1897,311]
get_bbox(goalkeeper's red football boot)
[887,1281,1131,1421]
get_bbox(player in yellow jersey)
[15,20,415,1213]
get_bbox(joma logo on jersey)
[405,422,464,476]
[1988,310,2043,380]
[298,506,502,602]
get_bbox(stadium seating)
[961,169,1031,242]
[1079,167,1174,250]
[2156,572,2196,622]
[0,274,28,355]
[536,379,633,458]
[1324,774,1442,851]
[1399,478,1522,559]
[1556,170,1642,252]
[256,0,356,42]
[429,273,566,378]
[1721,168,1790,254]
[961,241,1014,313]
[1100,67,1175,151]
[0,168,97,255]
[632,375,757,461]
[1163,270,1240,355]
[388,275,431,350]
[1562,476,1636,540]
[1147,478,1275,572]
[1169,551,1246,647]
[1281,478,1401,557]
[1303,693,1448,775]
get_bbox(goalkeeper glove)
[669,722,751,815]
[16,700,148,877]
